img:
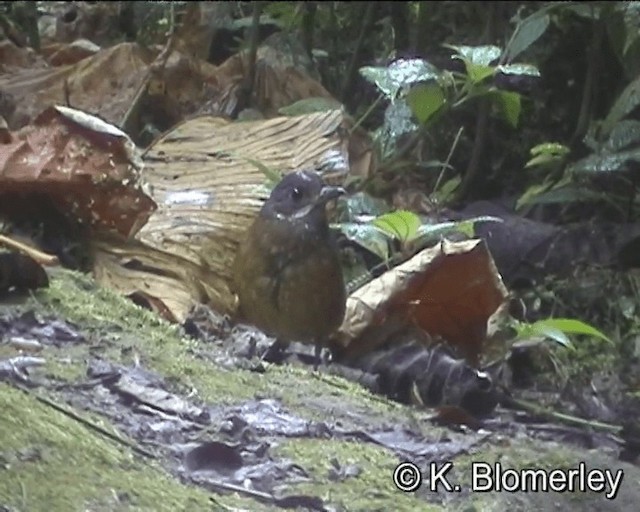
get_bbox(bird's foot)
[313,344,332,371]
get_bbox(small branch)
[237,2,264,113]
[434,126,464,192]
[457,2,496,201]
[349,93,384,134]
[389,1,409,54]
[458,98,490,200]
[12,382,157,459]
[340,2,375,103]
[0,234,59,266]
[503,395,623,435]
[571,17,604,145]
[301,2,316,61]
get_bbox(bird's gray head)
[261,170,345,223]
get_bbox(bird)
[232,170,346,365]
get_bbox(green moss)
[19,269,406,426]
[274,439,442,512]
[0,384,234,511]
[28,270,263,404]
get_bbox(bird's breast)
[233,217,345,343]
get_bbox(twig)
[457,2,496,201]
[571,13,603,145]
[12,382,157,459]
[458,92,489,201]
[349,93,384,134]
[434,126,463,193]
[340,2,375,103]
[300,2,316,61]
[0,234,59,266]
[503,394,623,435]
[237,2,264,113]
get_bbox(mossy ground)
[1,268,639,512]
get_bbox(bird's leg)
[313,343,322,371]
[313,342,332,371]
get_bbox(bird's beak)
[316,185,346,206]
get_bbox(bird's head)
[261,170,345,224]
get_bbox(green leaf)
[605,119,640,152]
[516,317,612,348]
[433,175,461,202]
[372,210,422,243]
[621,35,640,79]
[465,63,496,84]
[446,45,507,84]
[524,154,554,168]
[530,142,570,157]
[537,318,613,344]
[516,182,554,210]
[337,222,390,260]
[493,91,521,128]
[406,83,446,124]
[520,321,574,349]
[516,181,605,209]
[602,75,640,135]
[447,45,502,66]
[360,59,441,99]
[414,216,502,245]
[504,12,550,62]
[337,192,390,222]
[570,148,640,173]
[525,142,569,168]
[383,100,420,140]
[620,2,640,54]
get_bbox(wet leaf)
[516,178,607,209]
[372,210,421,244]
[605,119,640,152]
[414,217,502,246]
[536,318,613,344]
[497,63,541,77]
[447,45,502,66]
[337,192,390,221]
[338,222,390,261]
[504,12,550,62]
[570,148,640,174]
[516,318,612,348]
[516,321,573,348]
[602,75,640,135]
[465,63,496,84]
[360,59,441,99]
[433,175,461,202]
[382,100,419,140]
[494,91,521,128]
[406,83,446,124]
[525,142,569,168]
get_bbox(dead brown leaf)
[0,105,154,239]
[0,43,152,130]
[336,239,508,364]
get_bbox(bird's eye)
[291,187,302,200]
